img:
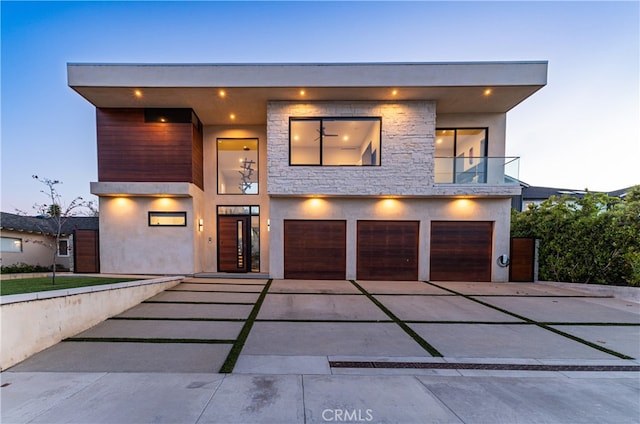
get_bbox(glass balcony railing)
[434,156,520,185]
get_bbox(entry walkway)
[2,279,639,423]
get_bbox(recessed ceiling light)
[230,113,236,120]
[343,135,349,141]
[134,89,142,98]
[392,89,398,96]
[299,89,306,96]
[294,135,300,141]
[484,89,492,96]
[436,138,443,144]
[219,90,226,98]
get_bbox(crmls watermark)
[322,408,374,422]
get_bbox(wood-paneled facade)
[96,109,204,189]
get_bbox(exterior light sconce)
[198,219,204,232]
[267,219,271,232]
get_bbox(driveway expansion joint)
[423,281,636,360]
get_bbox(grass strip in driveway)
[350,280,442,357]
[219,279,273,373]
[424,281,635,360]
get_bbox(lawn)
[0,276,139,296]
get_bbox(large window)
[217,138,259,194]
[435,128,488,183]
[1,237,22,253]
[290,118,381,166]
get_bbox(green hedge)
[0,263,52,274]
[511,186,640,286]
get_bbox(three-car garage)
[282,219,494,282]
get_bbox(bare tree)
[30,175,95,285]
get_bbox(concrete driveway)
[2,278,639,423]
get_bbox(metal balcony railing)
[434,156,520,185]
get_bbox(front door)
[218,215,250,272]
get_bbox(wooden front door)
[218,216,250,273]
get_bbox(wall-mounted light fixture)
[198,219,204,232]
[267,219,271,232]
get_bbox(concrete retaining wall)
[0,276,183,370]
[538,281,640,304]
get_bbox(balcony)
[434,157,520,185]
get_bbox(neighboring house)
[68,61,547,282]
[0,212,99,271]
[513,184,635,211]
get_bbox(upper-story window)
[218,138,259,194]
[435,128,487,183]
[289,118,381,166]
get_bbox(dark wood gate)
[509,238,537,282]
[74,229,100,273]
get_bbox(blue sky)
[1,1,638,213]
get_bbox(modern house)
[0,212,99,272]
[68,62,547,282]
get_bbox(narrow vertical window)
[217,138,259,194]
[236,220,244,268]
[58,239,69,256]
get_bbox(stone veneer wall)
[267,101,436,196]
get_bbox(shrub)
[1,263,52,274]
[512,186,640,286]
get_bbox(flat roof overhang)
[68,62,548,125]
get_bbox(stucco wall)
[99,196,196,274]
[0,277,182,370]
[269,197,512,281]
[200,125,271,273]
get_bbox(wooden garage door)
[430,221,493,282]
[357,221,419,281]
[284,220,346,279]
